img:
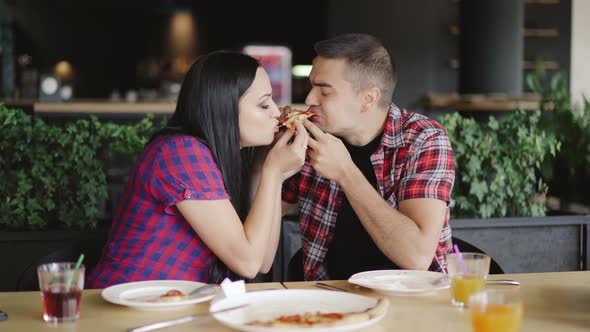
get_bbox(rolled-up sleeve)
[150,137,229,214]
[397,129,455,205]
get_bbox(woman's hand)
[264,120,309,181]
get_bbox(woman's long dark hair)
[151,51,260,283]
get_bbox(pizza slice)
[246,297,389,328]
[279,109,315,130]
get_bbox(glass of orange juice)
[469,288,523,332]
[447,253,491,307]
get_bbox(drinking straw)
[453,245,468,275]
[66,253,85,290]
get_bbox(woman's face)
[239,67,281,148]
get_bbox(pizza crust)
[246,297,389,328]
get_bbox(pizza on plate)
[246,297,389,328]
[279,108,315,131]
[156,289,188,302]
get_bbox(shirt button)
[185,193,192,199]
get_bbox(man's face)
[305,57,362,137]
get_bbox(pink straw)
[453,244,468,275]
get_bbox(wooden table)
[1,272,589,331]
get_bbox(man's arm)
[304,120,453,270]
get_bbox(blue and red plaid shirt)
[283,104,455,280]
[87,135,229,288]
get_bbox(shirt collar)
[380,103,405,149]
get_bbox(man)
[282,33,455,281]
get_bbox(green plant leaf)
[440,101,560,218]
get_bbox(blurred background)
[1,0,586,110]
[0,0,327,104]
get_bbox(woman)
[87,51,308,287]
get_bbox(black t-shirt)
[326,133,399,280]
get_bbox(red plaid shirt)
[88,135,229,288]
[283,104,455,280]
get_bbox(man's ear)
[361,86,381,112]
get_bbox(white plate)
[348,270,449,296]
[101,280,216,310]
[210,289,386,332]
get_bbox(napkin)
[220,278,246,298]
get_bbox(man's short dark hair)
[314,33,396,108]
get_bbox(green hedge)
[528,71,590,180]
[0,104,159,230]
[441,110,559,218]
[441,71,589,218]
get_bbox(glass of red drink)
[37,262,85,322]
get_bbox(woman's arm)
[177,122,308,279]
[177,163,282,279]
[259,186,282,273]
[249,148,283,274]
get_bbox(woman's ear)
[361,86,381,112]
